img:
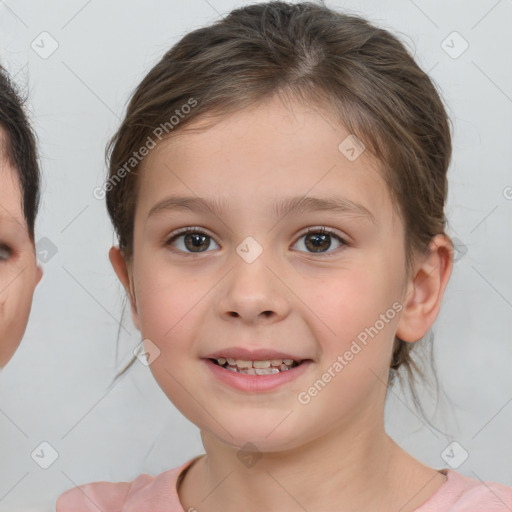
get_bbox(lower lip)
[203,359,313,392]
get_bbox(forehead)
[137,96,400,228]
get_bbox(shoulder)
[55,473,155,512]
[417,468,512,511]
[451,470,512,510]
[56,456,203,512]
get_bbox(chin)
[213,422,305,453]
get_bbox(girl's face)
[116,96,425,451]
[0,155,42,367]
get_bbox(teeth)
[213,356,301,374]
[255,367,280,375]
[235,358,297,368]
[253,360,271,369]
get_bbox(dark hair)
[107,1,452,419]
[0,65,40,240]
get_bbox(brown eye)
[293,228,345,255]
[0,243,12,261]
[166,229,219,253]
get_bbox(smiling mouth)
[209,357,303,375]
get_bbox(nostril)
[226,310,274,318]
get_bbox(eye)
[163,226,347,256]
[292,227,346,255]
[164,227,220,254]
[0,242,12,262]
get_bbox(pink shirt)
[56,455,512,511]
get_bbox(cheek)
[133,262,206,349]
[0,276,34,366]
[311,262,401,370]
[132,263,213,427]
[313,263,394,325]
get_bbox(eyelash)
[163,226,347,257]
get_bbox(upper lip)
[204,348,309,361]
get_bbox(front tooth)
[255,368,280,375]
[236,359,252,368]
[253,360,271,368]
[226,357,237,365]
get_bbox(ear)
[109,246,140,331]
[396,234,453,342]
[35,264,43,286]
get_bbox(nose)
[216,253,291,325]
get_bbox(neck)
[178,417,445,512]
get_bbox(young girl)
[57,2,512,510]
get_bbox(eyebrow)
[147,195,376,224]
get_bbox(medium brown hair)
[107,1,452,416]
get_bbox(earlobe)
[108,246,140,330]
[35,265,43,286]
[396,235,453,343]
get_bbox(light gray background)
[0,1,511,510]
